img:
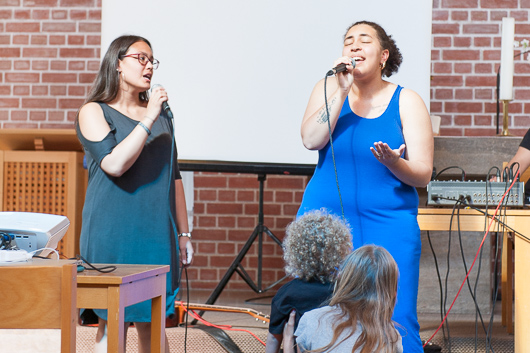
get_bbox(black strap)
[193,325,243,353]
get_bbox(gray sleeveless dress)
[76,103,181,322]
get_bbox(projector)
[0,212,70,258]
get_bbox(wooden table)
[77,264,169,353]
[418,208,530,353]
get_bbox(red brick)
[217,242,236,254]
[454,63,472,73]
[475,63,493,74]
[237,216,256,228]
[454,36,471,47]
[49,35,66,45]
[48,111,65,121]
[1,48,21,57]
[218,216,236,228]
[432,23,460,35]
[30,111,46,121]
[88,9,101,20]
[0,35,10,44]
[442,0,478,7]
[474,115,493,126]
[0,10,12,19]
[68,61,86,71]
[78,22,100,32]
[32,85,48,95]
[445,102,483,113]
[475,88,493,100]
[462,24,498,34]
[70,10,87,20]
[218,190,236,201]
[22,98,57,109]
[434,89,454,100]
[454,89,473,99]
[431,75,464,86]
[14,9,30,19]
[451,11,468,21]
[465,76,496,87]
[433,37,452,48]
[23,47,57,58]
[67,35,85,45]
[480,0,517,8]
[42,73,77,83]
[474,37,492,47]
[433,62,452,74]
[207,203,243,215]
[50,85,67,95]
[465,128,497,136]
[237,190,255,202]
[454,115,472,126]
[14,60,30,70]
[52,10,67,19]
[198,216,216,227]
[58,98,85,109]
[30,35,47,45]
[470,10,488,21]
[198,189,217,201]
[42,22,76,32]
[60,48,97,58]
[195,175,227,188]
[33,10,50,20]
[6,22,40,32]
[443,50,480,61]
[5,72,39,83]
[51,61,67,70]
[0,98,20,108]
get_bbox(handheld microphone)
[150,84,173,119]
[327,58,356,76]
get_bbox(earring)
[380,61,386,70]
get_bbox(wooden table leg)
[107,286,126,353]
[151,293,165,353]
[515,236,530,353]
[501,231,514,334]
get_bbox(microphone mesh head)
[351,58,356,69]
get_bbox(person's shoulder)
[79,102,104,116]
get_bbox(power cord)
[75,255,117,273]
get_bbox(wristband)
[137,121,151,136]
[178,232,192,238]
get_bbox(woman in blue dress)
[297,21,433,353]
[76,35,194,353]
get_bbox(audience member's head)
[283,209,352,284]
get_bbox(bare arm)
[175,179,193,266]
[301,57,354,150]
[77,88,167,177]
[265,333,282,353]
[371,89,433,188]
[507,147,530,180]
[282,310,298,353]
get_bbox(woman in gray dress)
[76,35,194,353]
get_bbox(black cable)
[426,230,446,340]
[433,166,466,181]
[76,255,117,273]
[323,74,345,221]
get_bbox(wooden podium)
[0,129,87,258]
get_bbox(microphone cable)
[323,73,346,221]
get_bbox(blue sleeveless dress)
[297,85,422,352]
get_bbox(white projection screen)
[102,0,432,166]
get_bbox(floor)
[0,287,514,353]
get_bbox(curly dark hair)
[283,209,352,284]
[345,21,402,78]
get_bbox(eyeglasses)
[121,53,160,70]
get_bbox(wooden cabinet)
[0,129,87,258]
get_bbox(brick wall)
[1,1,528,291]
[431,0,530,136]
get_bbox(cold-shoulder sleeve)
[76,124,118,166]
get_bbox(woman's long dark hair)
[84,35,152,106]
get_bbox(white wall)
[102,0,432,165]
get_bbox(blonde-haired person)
[265,209,352,353]
[284,245,402,353]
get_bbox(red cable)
[423,173,519,347]
[177,303,267,346]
